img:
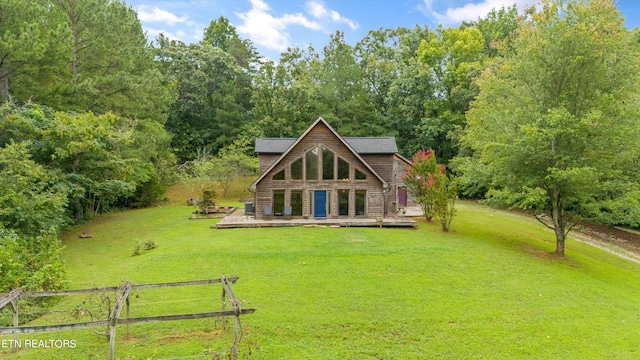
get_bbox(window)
[355,168,367,180]
[291,158,303,180]
[273,190,285,216]
[273,169,284,180]
[338,190,349,216]
[306,148,318,180]
[337,157,349,181]
[355,190,366,216]
[322,146,334,180]
[291,190,303,216]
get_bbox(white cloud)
[137,5,188,25]
[136,5,205,44]
[236,0,321,51]
[144,28,184,42]
[142,25,204,44]
[423,0,537,25]
[307,1,327,18]
[305,1,359,31]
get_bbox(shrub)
[403,149,457,231]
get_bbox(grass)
[2,186,640,359]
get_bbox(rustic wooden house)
[249,117,413,220]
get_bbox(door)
[314,190,327,218]
[398,187,408,207]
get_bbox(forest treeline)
[1,0,639,289]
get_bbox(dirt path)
[570,230,640,265]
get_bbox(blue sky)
[126,0,640,60]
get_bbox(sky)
[125,0,640,61]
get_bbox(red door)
[398,187,408,207]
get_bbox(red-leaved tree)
[403,149,457,231]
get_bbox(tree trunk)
[74,197,83,221]
[551,190,565,256]
[73,156,83,221]
[0,67,9,100]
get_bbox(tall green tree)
[316,31,376,135]
[468,5,520,57]
[1,0,169,123]
[415,24,485,161]
[250,46,320,138]
[158,37,246,160]
[0,0,53,100]
[48,0,168,122]
[459,0,640,256]
[356,26,434,155]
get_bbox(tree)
[0,0,49,100]
[2,0,171,121]
[403,149,457,231]
[468,5,520,57]
[48,0,169,122]
[178,149,217,212]
[0,141,68,236]
[0,102,153,221]
[209,141,258,198]
[415,25,485,162]
[316,31,377,135]
[250,46,320,138]
[0,141,67,292]
[158,37,248,160]
[459,0,640,256]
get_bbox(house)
[249,117,413,220]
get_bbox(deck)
[214,214,418,229]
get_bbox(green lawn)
[2,198,640,359]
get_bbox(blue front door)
[314,190,327,218]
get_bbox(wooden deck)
[214,215,417,229]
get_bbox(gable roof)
[256,137,398,154]
[394,153,413,167]
[250,117,390,190]
[343,137,398,154]
[255,138,296,154]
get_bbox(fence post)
[126,295,131,338]
[11,298,18,351]
[220,276,227,329]
[109,282,132,360]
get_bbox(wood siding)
[259,154,280,174]
[360,154,396,214]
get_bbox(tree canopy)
[458,0,640,255]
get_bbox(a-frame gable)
[250,117,390,190]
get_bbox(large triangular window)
[322,146,334,180]
[291,158,303,180]
[337,157,349,181]
[306,148,318,180]
[273,169,285,180]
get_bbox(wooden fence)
[0,275,255,359]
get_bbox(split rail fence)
[0,275,255,359]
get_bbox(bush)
[0,229,64,293]
[403,149,457,231]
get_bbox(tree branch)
[534,213,555,231]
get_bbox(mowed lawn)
[3,197,640,359]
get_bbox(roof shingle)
[255,137,398,154]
